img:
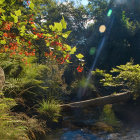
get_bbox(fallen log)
[60,92,132,110]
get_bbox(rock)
[83,119,96,126]
[91,122,113,133]
[118,129,140,140]
[106,133,120,140]
[60,130,99,140]
[72,120,93,127]
[62,119,80,130]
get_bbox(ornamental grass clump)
[38,99,61,122]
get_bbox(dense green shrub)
[92,62,140,99]
[0,56,67,106]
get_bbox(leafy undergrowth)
[0,93,46,140]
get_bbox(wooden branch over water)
[60,92,132,109]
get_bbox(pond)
[45,101,140,140]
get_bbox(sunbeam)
[77,16,115,100]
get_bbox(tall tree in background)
[33,0,88,45]
[84,0,140,70]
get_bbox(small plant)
[38,99,61,122]
[99,104,121,128]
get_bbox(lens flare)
[78,17,115,100]
[107,9,112,17]
[99,25,106,33]
[89,47,96,55]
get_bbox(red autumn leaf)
[3,33,8,37]
[30,22,34,24]
[30,18,33,21]
[77,65,83,72]
[19,52,23,55]
[25,51,29,56]
[28,41,32,45]
[49,51,53,56]
[45,52,48,57]
[60,60,64,64]
[21,59,25,62]
[31,52,35,56]
[55,35,58,39]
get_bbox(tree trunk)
[60,92,132,110]
[0,67,5,92]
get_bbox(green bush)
[92,62,140,99]
[2,57,67,105]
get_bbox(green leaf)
[0,40,6,44]
[46,42,50,46]
[62,31,71,38]
[65,44,71,51]
[0,31,3,35]
[14,16,18,23]
[46,33,52,37]
[20,33,24,36]
[31,24,36,28]
[19,22,27,26]
[10,13,14,17]
[70,46,76,54]
[33,35,37,39]
[54,22,62,31]
[10,0,16,5]
[16,37,20,44]
[0,0,5,4]
[15,9,21,16]
[29,2,34,10]
[66,59,72,63]
[57,46,61,51]
[1,14,6,21]
[0,8,5,13]
[76,53,84,59]
[20,25,26,33]
[49,25,56,31]
[61,16,67,29]
[10,13,18,23]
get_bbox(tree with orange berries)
[0,0,84,72]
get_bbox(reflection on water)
[45,102,140,140]
[45,129,102,140]
[99,104,121,129]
